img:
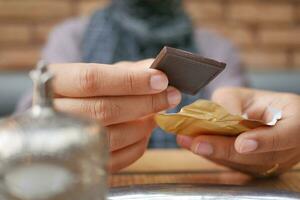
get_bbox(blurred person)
[17,0,247,171]
[178,87,300,177]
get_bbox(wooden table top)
[110,149,300,192]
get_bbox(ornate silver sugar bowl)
[0,62,108,200]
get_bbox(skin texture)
[49,59,182,173]
[177,87,300,177]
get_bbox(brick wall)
[0,0,299,71]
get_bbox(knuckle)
[92,101,103,120]
[224,145,236,161]
[97,100,121,124]
[147,94,167,113]
[85,99,121,124]
[107,127,128,152]
[78,66,99,94]
[79,101,91,117]
[123,71,137,93]
[80,100,102,120]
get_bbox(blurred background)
[0,0,299,117]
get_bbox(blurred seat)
[248,70,300,94]
[0,72,32,117]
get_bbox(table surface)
[110,149,300,192]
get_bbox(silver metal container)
[109,184,300,200]
[0,62,108,200]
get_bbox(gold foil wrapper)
[155,100,281,136]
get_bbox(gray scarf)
[82,0,197,63]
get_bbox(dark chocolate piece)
[151,46,226,95]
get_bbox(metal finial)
[30,61,54,109]
[30,61,53,84]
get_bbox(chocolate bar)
[151,47,226,95]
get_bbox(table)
[110,150,300,192]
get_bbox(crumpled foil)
[155,100,282,136]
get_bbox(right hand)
[177,87,300,177]
[49,60,182,172]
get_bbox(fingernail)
[150,74,168,91]
[177,135,193,147]
[193,142,214,156]
[238,139,258,153]
[167,87,181,106]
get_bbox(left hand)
[177,87,300,177]
[50,60,181,172]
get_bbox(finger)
[211,87,250,115]
[212,87,276,117]
[242,93,299,122]
[108,137,149,173]
[176,135,193,149]
[235,119,299,154]
[107,116,155,152]
[188,135,296,166]
[242,96,276,122]
[177,135,298,176]
[49,62,168,97]
[54,87,181,126]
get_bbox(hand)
[177,87,300,177]
[49,60,182,172]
